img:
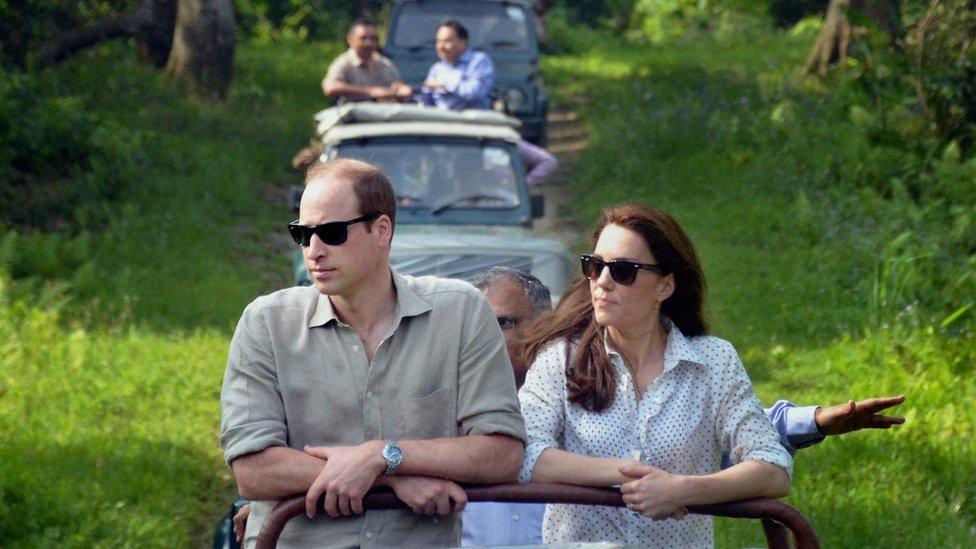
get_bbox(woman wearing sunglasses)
[516,203,792,547]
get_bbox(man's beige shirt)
[323,49,401,102]
[221,271,526,548]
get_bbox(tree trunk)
[806,0,852,77]
[136,0,178,67]
[165,0,236,100]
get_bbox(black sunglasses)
[287,213,380,247]
[580,254,667,285]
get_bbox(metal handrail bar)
[255,483,819,548]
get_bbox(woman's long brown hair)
[520,203,708,412]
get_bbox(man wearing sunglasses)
[220,158,526,548]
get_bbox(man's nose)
[305,233,329,260]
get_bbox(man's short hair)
[304,158,396,232]
[437,20,469,41]
[472,267,552,315]
[349,17,377,34]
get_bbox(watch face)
[383,441,403,475]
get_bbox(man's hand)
[387,475,468,515]
[815,395,906,436]
[619,464,689,521]
[303,441,386,519]
[367,86,396,101]
[393,82,414,100]
[233,504,251,543]
[423,79,445,90]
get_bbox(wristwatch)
[382,440,403,475]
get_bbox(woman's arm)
[619,460,789,519]
[531,447,640,486]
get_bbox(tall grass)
[0,277,231,546]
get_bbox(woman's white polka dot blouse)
[517,318,793,548]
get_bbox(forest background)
[1,0,974,546]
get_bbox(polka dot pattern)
[517,318,793,547]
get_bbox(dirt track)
[531,100,589,249]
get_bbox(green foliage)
[0,0,137,67]
[0,67,142,231]
[234,0,387,42]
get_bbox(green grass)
[543,22,976,547]
[0,16,973,548]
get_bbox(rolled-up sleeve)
[714,341,793,478]
[220,300,287,465]
[765,400,825,455]
[517,341,568,483]
[456,292,526,442]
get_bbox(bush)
[0,67,142,231]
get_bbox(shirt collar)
[445,49,474,66]
[307,269,433,328]
[348,49,376,68]
[602,316,706,374]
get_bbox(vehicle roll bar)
[255,483,819,548]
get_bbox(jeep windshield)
[334,138,523,214]
[391,0,533,52]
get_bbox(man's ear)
[374,215,394,248]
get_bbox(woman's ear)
[658,274,676,302]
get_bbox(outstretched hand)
[618,464,689,521]
[815,395,906,436]
[303,442,386,519]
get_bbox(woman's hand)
[619,464,689,520]
[387,475,468,516]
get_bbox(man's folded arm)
[397,434,524,484]
[232,446,325,500]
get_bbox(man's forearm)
[323,81,381,98]
[397,434,523,484]
[232,446,324,500]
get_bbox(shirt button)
[513,514,520,521]
[366,392,373,399]
[353,345,360,352]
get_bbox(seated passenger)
[422,20,494,110]
[323,18,413,104]
[518,203,791,547]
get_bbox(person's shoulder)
[471,50,493,64]
[683,332,741,371]
[374,52,397,67]
[326,49,354,70]
[243,286,320,318]
[400,274,484,303]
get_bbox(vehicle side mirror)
[531,194,545,219]
[290,185,304,212]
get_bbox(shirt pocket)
[398,386,457,440]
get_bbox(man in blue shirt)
[422,20,494,110]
